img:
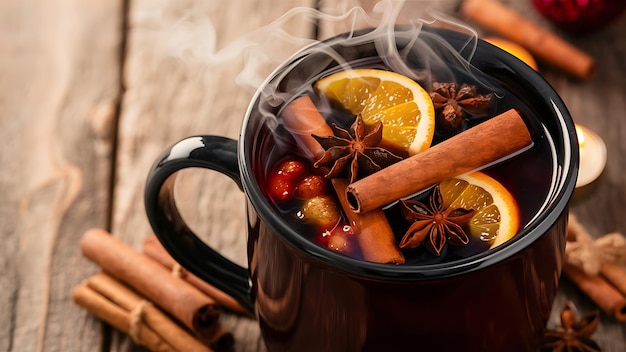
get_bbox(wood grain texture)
[0,0,122,351]
[112,0,315,350]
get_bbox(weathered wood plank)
[0,0,123,351]
[113,0,315,350]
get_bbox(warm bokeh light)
[574,124,606,188]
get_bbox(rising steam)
[143,0,497,91]
[143,0,506,162]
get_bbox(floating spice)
[283,96,405,264]
[430,82,492,132]
[399,185,475,256]
[312,115,403,183]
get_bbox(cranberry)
[267,158,307,202]
[276,159,307,182]
[327,225,355,254]
[296,175,328,199]
[314,224,355,253]
[268,174,294,201]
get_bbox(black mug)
[145,27,578,351]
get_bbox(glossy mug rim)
[239,28,579,281]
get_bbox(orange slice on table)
[439,171,520,249]
[315,69,435,155]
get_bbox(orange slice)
[315,69,435,155]
[484,37,538,71]
[439,171,520,248]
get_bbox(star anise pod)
[541,303,601,352]
[399,185,475,256]
[430,82,493,132]
[312,115,403,183]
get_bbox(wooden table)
[2,0,625,350]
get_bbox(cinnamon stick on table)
[601,262,626,298]
[347,109,532,214]
[282,96,405,264]
[80,228,220,338]
[86,273,218,352]
[72,284,176,352]
[563,264,626,322]
[461,0,595,80]
[143,235,251,316]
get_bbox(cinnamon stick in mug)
[331,178,405,264]
[282,96,405,264]
[347,109,531,213]
[461,0,595,80]
[80,228,220,337]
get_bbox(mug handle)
[144,135,254,314]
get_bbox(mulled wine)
[259,51,555,265]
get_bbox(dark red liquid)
[261,58,556,265]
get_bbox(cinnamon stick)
[282,96,404,264]
[601,262,626,298]
[142,235,251,317]
[461,0,595,80]
[563,264,626,322]
[86,273,216,352]
[282,95,332,161]
[331,178,405,264]
[347,109,532,213]
[80,228,220,337]
[200,326,236,351]
[72,284,176,352]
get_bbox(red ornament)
[532,0,626,34]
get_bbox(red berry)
[327,225,355,253]
[316,229,333,246]
[268,174,294,201]
[267,158,307,202]
[314,224,354,250]
[296,175,328,199]
[276,159,307,182]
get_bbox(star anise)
[399,185,475,256]
[312,115,403,183]
[541,303,601,352]
[430,82,493,132]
